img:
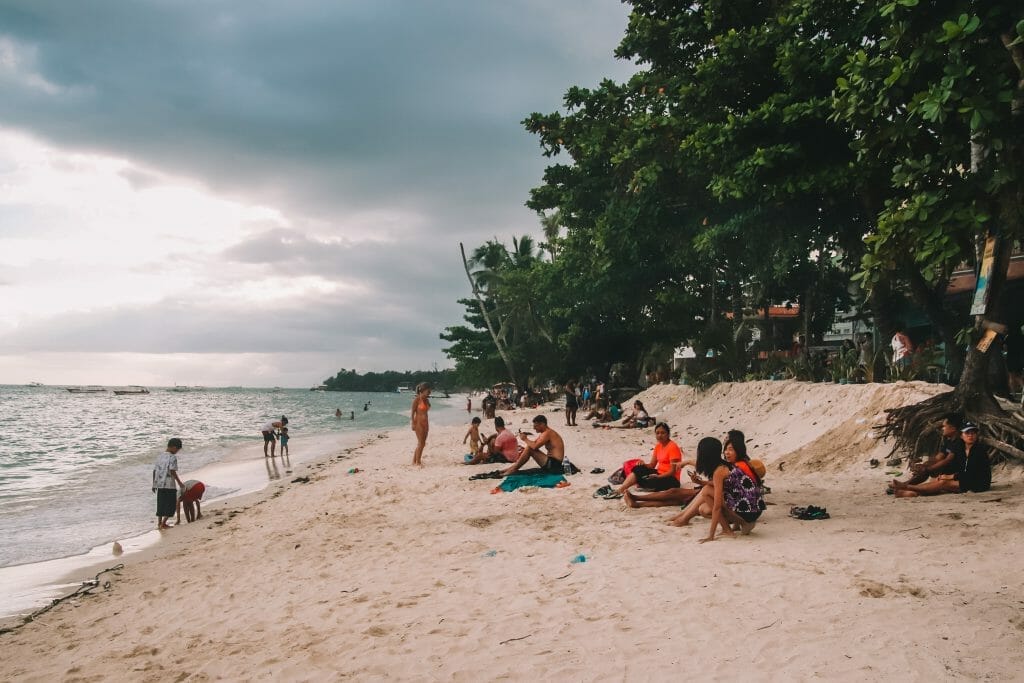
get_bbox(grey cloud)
[0,1,633,223]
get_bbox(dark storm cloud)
[0,1,633,369]
[0,0,632,223]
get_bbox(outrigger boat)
[113,386,150,395]
[67,386,106,393]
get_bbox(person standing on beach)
[279,426,290,457]
[564,381,578,426]
[153,438,185,530]
[260,416,288,457]
[411,383,431,466]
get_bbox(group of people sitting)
[889,414,991,497]
[607,425,767,542]
[464,414,565,476]
[464,412,765,542]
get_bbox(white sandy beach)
[3,380,1024,681]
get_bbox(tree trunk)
[903,264,963,383]
[951,230,1013,414]
[869,274,897,380]
[459,243,519,388]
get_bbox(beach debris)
[111,541,123,556]
[570,554,587,564]
[483,549,498,557]
[291,476,311,483]
[869,459,880,468]
[0,564,124,636]
[499,634,532,645]
[886,456,903,467]
[347,468,360,474]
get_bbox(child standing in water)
[278,426,290,457]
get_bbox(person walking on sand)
[500,415,565,475]
[261,416,288,457]
[411,383,431,466]
[153,438,185,530]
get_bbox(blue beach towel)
[498,472,566,492]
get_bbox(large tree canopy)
[443,0,1024,460]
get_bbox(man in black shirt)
[893,422,991,497]
[889,414,965,492]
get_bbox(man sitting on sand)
[500,415,565,475]
[892,421,991,498]
[889,413,965,492]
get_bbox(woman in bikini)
[410,382,431,466]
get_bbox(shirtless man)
[501,415,565,475]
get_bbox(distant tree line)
[322,368,459,393]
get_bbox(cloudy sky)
[0,1,634,387]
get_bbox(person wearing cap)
[893,422,991,497]
[176,479,205,524]
[152,438,185,530]
[888,414,966,492]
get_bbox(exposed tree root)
[877,390,1024,464]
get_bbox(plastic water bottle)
[563,456,572,477]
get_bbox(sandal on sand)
[603,490,623,500]
[790,505,830,520]
[593,485,612,498]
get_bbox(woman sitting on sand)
[668,436,766,542]
[611,423,685,497]
[410,383,431,466]
[614,400,652,429]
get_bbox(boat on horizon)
[396,385,411,393]
[27,381,43,387]
[113,386,150,395]
[167,385,203,392]
[67,386,106,393]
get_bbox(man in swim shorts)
[500,415,566,476]
[177,479,206,524]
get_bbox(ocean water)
[0,385,469,572]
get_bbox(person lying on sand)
[667,435,766,542]
[888,413,965,492]
[500,415,565,475]
[614,422,689,500]
[892,422,991,498]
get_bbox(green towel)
[498,472,566,492]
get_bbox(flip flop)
[590,467,606,474]
[593,485,612,498]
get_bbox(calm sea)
[0,385,468,572]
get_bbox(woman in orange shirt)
[612,422,685,497]
[410,383,431,466]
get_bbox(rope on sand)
[0,563,124,636]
